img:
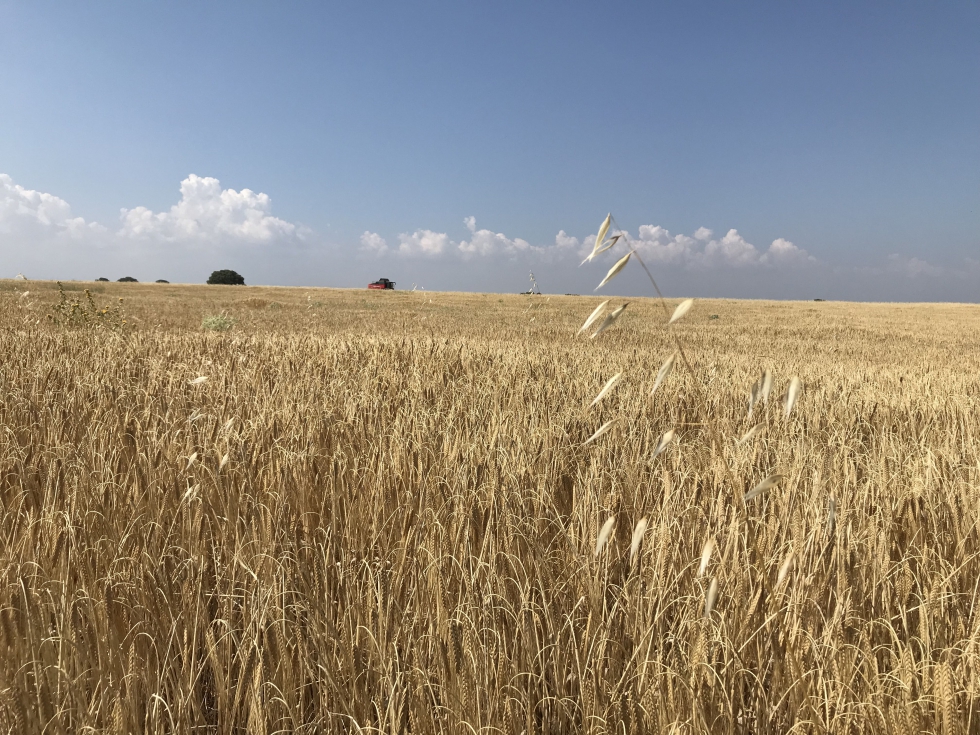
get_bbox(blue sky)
[1,1,977,300]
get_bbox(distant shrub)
[96,277,109,282]
[208,270,245,285]
[202,314,235,332]
[155,279,170,284]
[118,276,138,283]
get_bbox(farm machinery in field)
[368,278,396,290]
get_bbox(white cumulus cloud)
[885,254,945,278]
[625,225,815,268]
[118,174,300,245]
[458,217,532,257]
[0,173,106,241]
[396,229,452,257]
[361,217,536,259]
[358,218,815,271]
[766,237,812,265]
[359,231,388,255]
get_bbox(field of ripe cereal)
[1,279,979,733]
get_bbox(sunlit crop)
[0,276,978,733]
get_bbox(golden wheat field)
[1,278,979,734]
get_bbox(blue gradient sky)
[1,1,977,300]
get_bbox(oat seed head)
[589,372,623,409]
[594,251,633,291]
[668,298,694,325]
[629,518,648,564]
[584,420,617,445]
[651,352,676,396]
[595,516,616,557]
[744,474,784,502]
[784,376,802,418]
[577,300,609,336]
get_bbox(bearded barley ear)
[784,377,802,418]
[594,251,632,291]
[650,353,676,396]
[584,420,616,445]
[589,372,622,409]
[698,537,715,576]
[577,300,609,336]
[629,518,648,564]
[668,299,693,325]
[652,429,675,459]
[743,474,784,502]
[595,516,616,557]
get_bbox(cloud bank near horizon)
[360,218,815,270]
[1,172,977,300]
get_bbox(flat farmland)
[1,279,979,733]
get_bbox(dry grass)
[1,279,980,733]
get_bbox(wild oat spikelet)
[580,214,612,265]
[668,299,694,325]
[595,214,611,253]
[737,424,764,444]
[651,353,676,396]
[776,550,795,587]
[748,380,760,417]
[761,370,773,404]
[698,537,715,577]
[594,251,632,291]
[595,234,621,256]
[743,474,783,502]
[705,577,719,617]
[629,518,648,564]
[784,377,802,418]
[577,300,609,336]
[189,376,208,386]
[584,420,616,445]
[589,372,622,409]
[185,452,198,471]
[591,303,629,338]
[652,429,675,459]
[219,453,230,470]
[595,516,616,557]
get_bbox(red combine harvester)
[368,278,396,290]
